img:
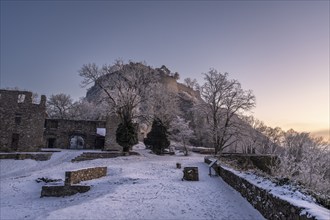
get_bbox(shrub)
[116,121,138,152]
[144,118,170,155]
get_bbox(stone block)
[65,167,107,185]
[182,167,199,181]
[41,185,90,197]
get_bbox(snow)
[219,164,330,220]
[96,128,106,136]
[0,143,264,220]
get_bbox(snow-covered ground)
[0,143,264,220]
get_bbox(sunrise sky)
[1,1,329,139]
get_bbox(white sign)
[208,160,218,168]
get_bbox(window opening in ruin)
[48,120,58,129]
[95,137,105,149]
[47,138,56,148]
[11,133,19,150]
[15,113,22,125]
[17,94,25,103]
[32,93,40,104]
[70,135,85,149]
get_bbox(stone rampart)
[204,157,318,220]
[65,167,107,185]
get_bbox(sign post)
[208,160,218,176]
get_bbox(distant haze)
[1,1,329,139]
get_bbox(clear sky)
[1,1,329,138]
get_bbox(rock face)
[85,63,203,108]
[0,90,46,152]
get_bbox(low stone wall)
[0,153,52,161]
[71,151,140,162]
[41,185,90,197]
[204,157,316,220]
[65,167,107,185]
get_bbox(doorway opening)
[69,135,85,149]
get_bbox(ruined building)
[0,89,122,152]
[0,90,46,152]
[44,119,106,149]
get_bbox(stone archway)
[69,134,85,149]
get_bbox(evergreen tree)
[144,118,170,155]
[116,121,138,152]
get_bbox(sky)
[1,0,329,138]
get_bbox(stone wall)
[65,167,107,185]
[41,185,91,197]
[44,119,106,149]
[204,157,317,220]
[0,89,46,152]
[0,153,52,161]
[104,115,122,151]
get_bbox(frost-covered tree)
[79,60,159,150]
[79,60,158,124]
[273,133,330,195]
[238,116,268,154]
[46,93,74,119]
[150,85,180,128]
[169,116,194,156]
[69,99,107,120]
[184,77,199,90]
[199,69,256,155]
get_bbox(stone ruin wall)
[204,157,318,220]
[0,90,46,152]
[44,119,106,149]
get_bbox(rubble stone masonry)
[0,90,46,152]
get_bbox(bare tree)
[199,69,256,155]
[184,77,199,90]
[274,134,330,195]
[150,85,180,128]
[79,61,158,124]
[69,98,107,120]
[47,93,74,119]
[239,115,269,154]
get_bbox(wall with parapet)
[204,157,320,220]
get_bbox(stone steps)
[71,151,139,162]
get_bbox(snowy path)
[0,145,264,220]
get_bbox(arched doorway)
[69,135,85,149]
